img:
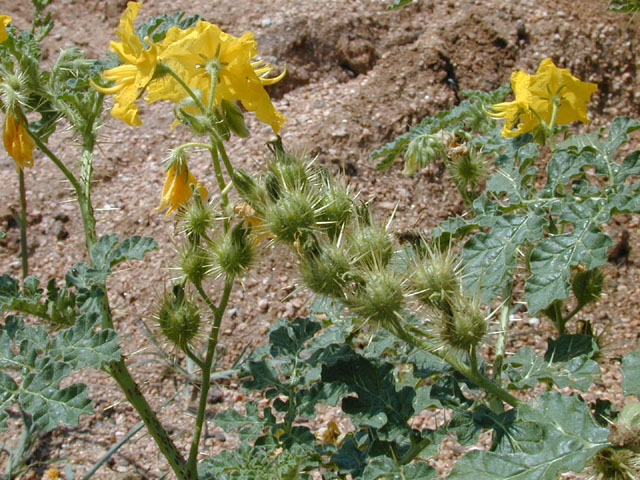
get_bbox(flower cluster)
[489,58,597,137]
[93,2,285,215]
[93,1,284,131]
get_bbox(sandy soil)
[1,0,640,478]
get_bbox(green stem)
[17,170,28,278]
[493,287,513,380]
[188,278,234,475]
[82,390,181,480]
[184,344,205,370]
[163,64,206,113]
[208,139,228,209]
[216,140,235,179]
[390,318,520,408]
[28,130,82,194]
[562,303,583,326]
[109,360,194,480]
[554,301,565,335]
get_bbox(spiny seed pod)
[268,159,311,193]
[572,268,604,307]
[155,288,201,348]
[587,446,640,480]
[411,245,461,311]
[349,268,405,327]
[349,224,393,268]
[316,183,354,240]
[264,190,316,244]
[448,147,489,189]
[178,244,210,285]
[438,297,486,351]
[177,197,215,245]
[300,244,351,298]
[210,223,254,278]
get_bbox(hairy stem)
[17,170,28,278]
[493,286,513,379]
[188,278,234,475]
[390,318,520,408]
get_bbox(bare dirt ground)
[1,0,640,478]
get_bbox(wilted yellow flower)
[528,58,598,126]
[489,58,597,138]
[41,467,61,480]
[154,21,285,133]
[91,2,159,125]
[3,112,34,171]
[0,15,11,43]
[157,163,207,216]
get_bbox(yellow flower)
[41,468,61,480]
[488,70,539,137]
[3,112,34,171]
[91,2,159,125]
[528,58,598,126]
[489,58,597,138]
[154,21,285,133]
[0,15,11,43]
[157,163,207,216]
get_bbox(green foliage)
[135,11,202,44]
[0,314,115,432]
[621,344,640,397]
[609,0,640,13]
[448,393,610,480]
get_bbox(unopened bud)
[221,99,250,138]
[438,297,486,351]
[178,244,210,285]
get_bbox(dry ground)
[1,0,640,478]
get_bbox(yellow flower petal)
[158,21,286,133]
[157,163,207,216]
[92,2,159,126]
[0,15,11,43]
[3,113,34,171]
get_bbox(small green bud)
[438,297,486,351]
[411,245,461,311]
[177,197,215,245]
[155,287,202,348]
[221,99,250,138]
[349,224,393,268]
[264,190,316,244]
[349,268,405,327]
[46,279,77,327]
[175,107,210,135]
[210,223,254,278]
[178,244,210,285]
[572,268,604,306]
[300,244,351,298]
[232,168,265,211]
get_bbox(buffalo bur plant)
[1,1,640,479]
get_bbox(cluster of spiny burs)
[211,141,486,355]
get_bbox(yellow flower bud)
[3,113,34,171]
